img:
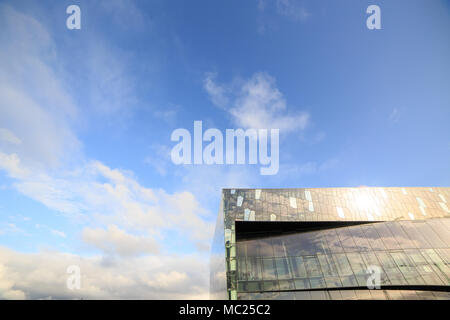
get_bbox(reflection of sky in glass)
[234,219,450,294]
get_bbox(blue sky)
[0,0,449,299]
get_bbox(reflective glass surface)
[211,187,450,300]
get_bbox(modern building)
[210,187,450,300]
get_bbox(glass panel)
[278,280,295,290]
[361,251,390,285]
[389,251,424,285]
[324,276,342,288]
[355,290,372,300]
[385,290,404,300]
[421,249,450,284]
[436,248,450,264]
[374,223,401,250]
[400,221,432,249]
[369,290,387,300]
[362,225,386,250]
[276,291,295,300]
[346,252,367,274]
[318,254,339,277]
[237,257,247,280]
[262,280,279,291]
[404,249,427,265]
[237,241,247,257]
[346,252,368,286]
[246,257,262,280]
[262,258,277,280]
[258,238,275,257]
[398,290,420,300]
[274,257,291,280]
[294,278,310,290]
[271,237,286,258]
[348,226,371,251]
[245,240,260,257]
[427,219,450,244]
[413,221,447,248]
[339,290,357,300]
[309,277,326,289]
[310,291,329,300]
[375,252,407,285]
[287,231,327,256]
[295,291,311,300]
[289,256,307,278]
[329,290,342,300]
[385,222,415,249]
[333,254,353,276]
[336,227,357,252]
[238,281,262,292]
[304,255,322,277]
[324,229,344,253]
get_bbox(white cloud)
[0,153,213,250]
[98,0,148,31]
[256,0,310,34]
[0,223,25,236]
[82,225,159,257]
[0,246,209,300]
[33,224,66,239]
[258,0,310,22]
[86,44,139,118]
[0,263,26,299]
[0,4,214,299]
[204,72,310,132]
[51,230,66,238]
[0,4,80,169]
[275,0,310,22]
[203,73,229,108]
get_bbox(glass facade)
[210,187,450,300]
